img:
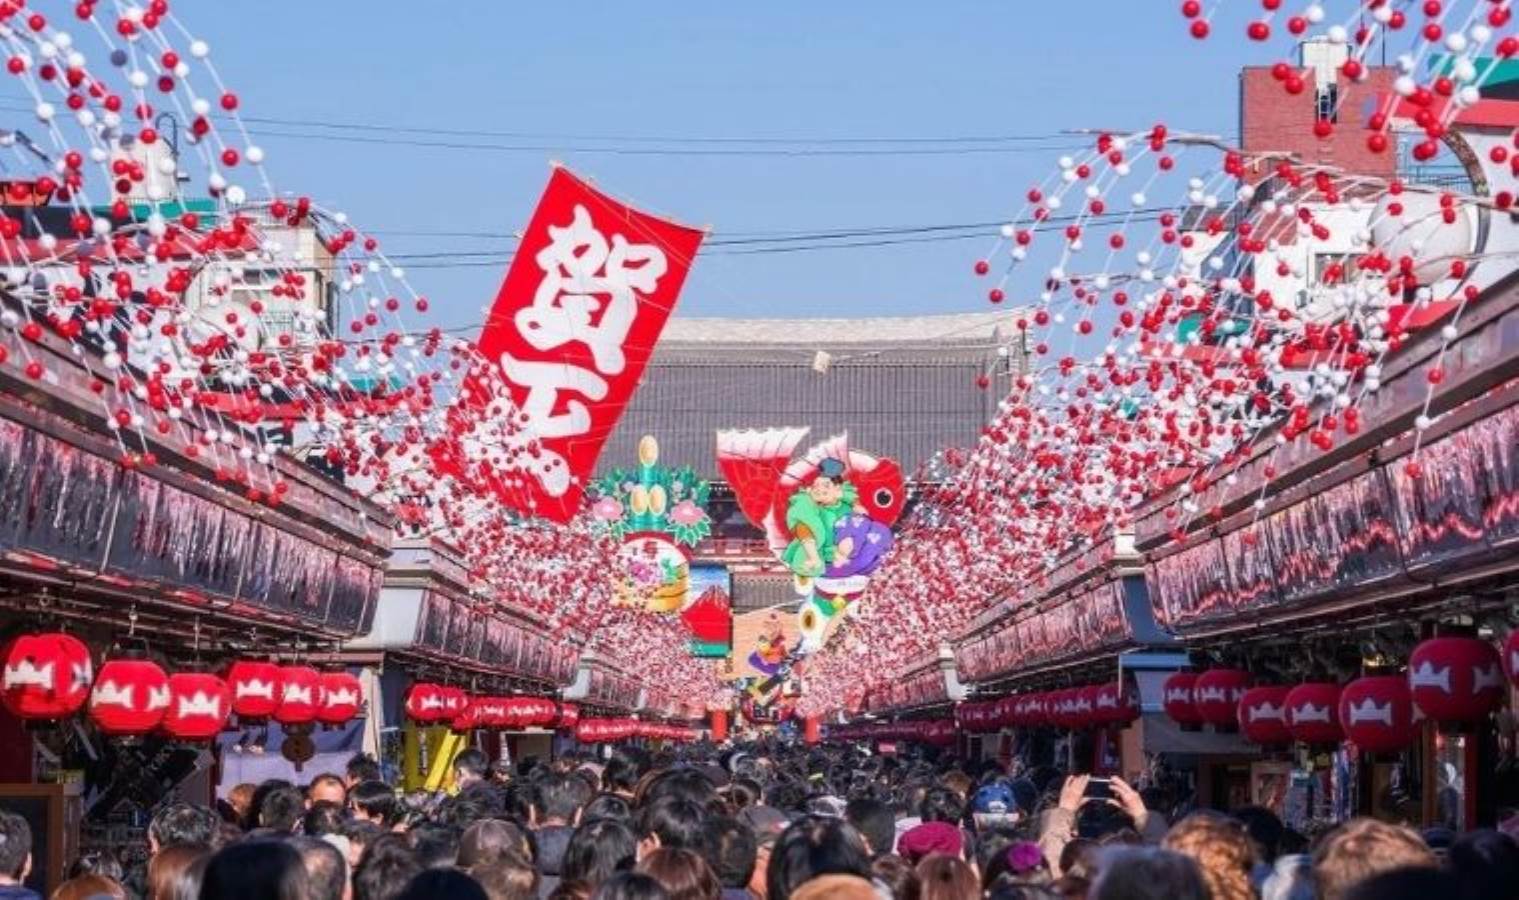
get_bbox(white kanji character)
[515,204,668,376]
[498,352,608,440]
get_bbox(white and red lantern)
[162,672,231,740]
[1408,637,1504,723]
[1,632,93,721]
[1340,676,1418,754]
[441,686,469,719]
[1285,683,1343,744]
[558,702,580,729]
[405,682,449,723]
[1238,686,1293,745]
[226,661,283,720]
[1194,669,1251,727]
[1092,682,1140,728]
[316,672,362,726]
[274,666,324,726]
[1162,672,1202,725]
[89,658,170,736]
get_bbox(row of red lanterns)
[0,633,363,741]
[1162,636,1519,753]
[574,717,699,743]
[404,682,574,733]
[826,719,957,746]
[956,682,1141,733]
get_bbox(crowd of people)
[0,742,1515,900]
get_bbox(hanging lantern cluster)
[954,682,1139,733]
[825,719,957,747]
[573,718,700,744]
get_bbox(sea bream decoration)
[716,428,904,650]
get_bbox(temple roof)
[595,310,1027,480]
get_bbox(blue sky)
[183,2,1279,331]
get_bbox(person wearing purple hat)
[897,822,963,865]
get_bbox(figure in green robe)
[782,457,860,578]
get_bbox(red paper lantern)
[274,666,324,726]
[557,702,580,729]
[451,699,481,733]
[441,686,469,719]
[1,632,93,720]
[1339,676,1418,754]
[226,660,283,720]
[1505,631,1519,688]
[1237,686,1293,745]
[1092,682,1140,727]
[1071,686,1100,730]
[316,672,362,726]
[1408,637,1504,723]
[89,658,170,736]
[405,682,448,723]
[1194,669,1251,726]
[1162,672,1202,725]
[1285,683,1343,744]
[162,672,231,740]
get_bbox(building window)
[1315,83,1339,123]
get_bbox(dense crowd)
[0,743,1515,900]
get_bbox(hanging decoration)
[1408,637,1505,723]
[162,672,232,741]
[1339,675,1419,754]
[89,658,170,736]
[317,672,363,726]
[1286,683,1344,744]
[1,632,93,721]
[227,661,285,721]
[1238,686,1294,745]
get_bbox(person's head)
[199,839,311,900]
[584,794,634,825]
[309,774,348,808]
[351,781,399,827]
[346,754,383,787]
[0,811,31,882]
[257,785,307,833]
[149,803,217,854]
[289,836,347,900]
[898,823,963,865]
[1445,829,1519,900]
[408,822,461,868]
[459,818,534,869]
[340,821,384,870]
[871,854,922,900]
[971,782,1023,831]
[454,749,492,789]
[50,874,127,900]
[303,801,348,838]
[1312,818,1437,900]
[540,772,595,827]
[638,799,708,855]
[395,867,487,900]
[1231,805,1286,863]
[1090,847,1209,900]
[147,843,209,900]
[766,814,872,900]
[700,817,756,890]
[1342,866,1460,900]
[603,749,648,797]
[807,459,847,506]
[916,855,979,900]
[68,850,124,883]
[982,841,1051,892]
[790,874,880,900]
[844,798,895,858]
[226,785,257,826]
[470,852,539,900]
[919,788,964,826]
[354,833,422,900]
[1162,812,1257,900]
[591,872,670,900]
[1056,838,1098,882]
[563,818,638,889]
[636,848,720,900]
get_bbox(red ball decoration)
[162,672,231,740]
[226,660,283,719]
[404,682,448,723]
[1,632,93,720]
[89,658,170,736]
[1409,637,1504,723]
[1194,669,1252,726]
[316,672,362,726]
[1238,686,1293,745]
[1285,683,1344,744]
[1162,672,1203,725]
[1339,676,1419,754]
[274,666,324,726]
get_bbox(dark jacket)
[535,824,575,899]
[0,884,42,900]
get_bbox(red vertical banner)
[476,166,706,522]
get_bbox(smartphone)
[1085,777,1114,801]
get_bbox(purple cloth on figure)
[824,515,893,578]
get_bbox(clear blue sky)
[186,2,1279,332]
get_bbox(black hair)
[1342,866,1459,900]
[539,772,595,824]
[817,458,846,481]
[302,801,347,837]
[701,816,757,889]
[843,797,895,858]
[918,786,965,825]
[454,749,491,782]
[637,798,707,851]
[199,839,311,900]
[347,754,383,784]
[1089,847,1208,900]
[67,849,124,882]
[602,749,646,795]
[1229,805,1285,862]
[257,785,306,833]
[583,794,633,824]
[0,811,30,878]
[727,779,762,810]
[590,872,670,900]
[458,818,534,869]
[765,814,871,900]
[354,833,422,900]
[562,818,638,889]
[290,836,347,900]
[642,770,717,809]
[352,780,399,827]
[407,822,461,868]
[1446,829,1519,900]
[396,867,488,900]
[150,802,218,851]
[503,782,537,822]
